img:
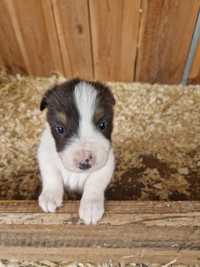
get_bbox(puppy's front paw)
[79,197,104,225]
[39,189,63,213]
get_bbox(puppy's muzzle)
[74,150,96,170]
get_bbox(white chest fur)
[59,164,89,192]
[38,125,115,224]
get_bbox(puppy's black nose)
[79,160,92,170]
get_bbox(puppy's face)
[40,79,115,173]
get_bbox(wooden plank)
[0,224,199,259]
[0,200,200,214]
[1,211,200,226]
[0,201,200,226]
[1,247,200,264]
[136,0,200,84]
[0,201,200,264]
[89,0,140,81]
[2,0,64,76]
[51,0,93,80]
[189,41,200,84]
[0,1,28,74]
[182,8,200,84]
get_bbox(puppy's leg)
[79,149,115,224]
[38,163,64,213]
[38,137,64,213]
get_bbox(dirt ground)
[0,72,200,201]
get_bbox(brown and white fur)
[37,79,115,224]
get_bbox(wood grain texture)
[136,0,200,84]
[51,0,93,79]
[0,0,28,74]
[0,201,200,264]
[0,200,200,214]
[1,0,64,76]
[1,247,200,264]
[189,42,200,84]
[0,0,199,83]
[89,0,141,81]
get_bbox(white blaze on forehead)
[74,82,98,138]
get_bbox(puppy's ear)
[40,86,55,111]
[90,81,115,106]
[40,96,48,111]
[104,87,115,106]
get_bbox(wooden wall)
[189,41,200,84]
[0,0,199,84]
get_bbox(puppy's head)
[40,79,115,173]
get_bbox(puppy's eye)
[55,126,64,134]
[97,120,107,130]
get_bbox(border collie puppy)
[38,79,115,224]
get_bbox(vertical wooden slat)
[41,0,66,75]
[182,10,200,84]
[0,1,28,74]
[51,0,93,80]
[50,0,72,77]
[89,0,141,81]
[2,0,64,76]
[136,0,200,84]
[188,42,200,84]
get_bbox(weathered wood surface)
[0,0,199,83]
[189,42,200,84]
[89,0,140,81]
[135,0,200,84]
[0,0,64,75]
[51,0,93,79]
[0,201,200,264]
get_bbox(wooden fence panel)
[1,0,64,76]
[89,0,141,81]
[51,0,93,80]
[0,0,199,83]
[5,0,64,76]
[189,42,200,84]
[136,0,200,84]
[0,1,28,74]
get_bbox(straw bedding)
[0,72,200,201]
